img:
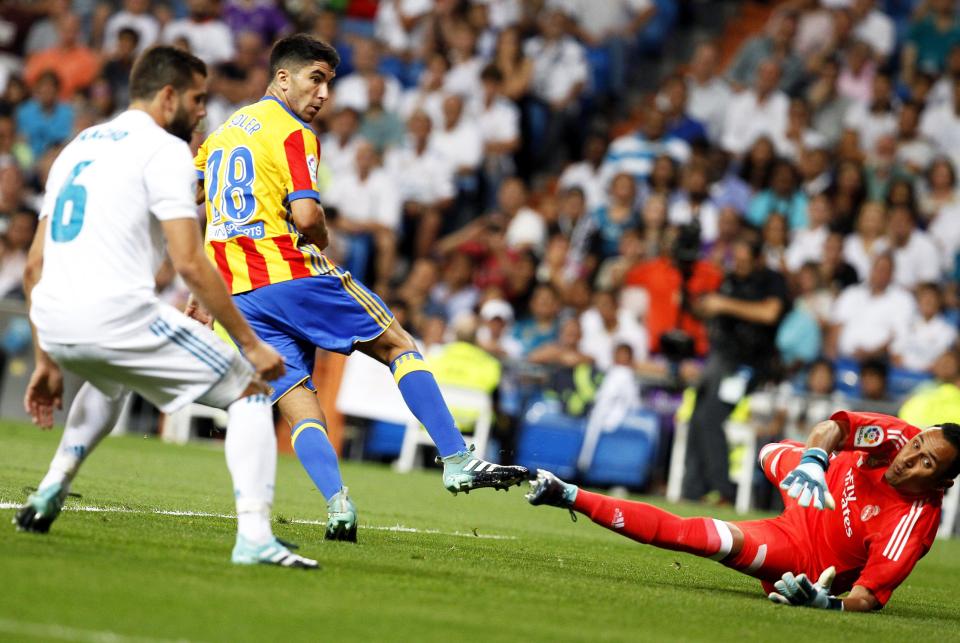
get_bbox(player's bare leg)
[356,322,528,494]
[278,385,356,542]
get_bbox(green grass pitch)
[2,422,960,642]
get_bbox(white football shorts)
[41,303,254,413]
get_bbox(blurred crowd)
[7,0,960,499]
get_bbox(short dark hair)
[269,34,340,79]
[129,46,206,101]
[937,422,960,479]
[480,63,503,83]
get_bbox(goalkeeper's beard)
[167,101,196,143]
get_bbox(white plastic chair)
[666,418,757,515]
[162,403,229,445]
[394,386,493,472]
[938,482,960,539]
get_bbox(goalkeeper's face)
[884,428,957,495]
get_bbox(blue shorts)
[233,273,394,402]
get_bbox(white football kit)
[31,109,252,412]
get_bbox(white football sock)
[39,383,126,490]
[225,393,276,545]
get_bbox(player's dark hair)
[269,34,340,79]
[129,46,206,101]
[939,422,960,479]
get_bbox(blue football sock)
[391,351,466,458]
[290,419,343,500]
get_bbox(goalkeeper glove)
[768,567,843,611]
[780,447,835,510]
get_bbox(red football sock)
[573,490,731,559]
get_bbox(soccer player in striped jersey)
[192,34,527,542]
[528,411,960,611]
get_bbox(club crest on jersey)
[854,425,884,447]
[861,505,880,522]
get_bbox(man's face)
[868,256,892,290]
[731,242,755,278]
[279,61,335,122]
[167,72,208,142]
[885,429,958,495]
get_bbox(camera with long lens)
[658,221,702,385]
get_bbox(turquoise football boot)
[525,469,579,508]
[231,535,319,569]
[325,487,358,542]
[438,444,528,495]
[13,481,68,533]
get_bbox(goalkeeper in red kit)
[527,411,960,611]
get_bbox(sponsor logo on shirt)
[854,425,884,447]
[861,504,880,522]
[841,468,857,537]
[208,221,265,241]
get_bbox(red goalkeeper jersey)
[780,411,943,605]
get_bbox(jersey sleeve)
[856,501,938,606]
[830,411,920,454]
[280,127,320,204]
[144,140,199,221]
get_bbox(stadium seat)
[583,409,660,488]
[363,420,406,460]
[516,403,587,480]
[833,358,861,398]
[162,403,228,445]
[887,367,932,399]
[394,385,493,472]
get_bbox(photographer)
[683,235,789,504]
[624,222,723,360]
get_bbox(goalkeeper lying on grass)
[527,411,960,611]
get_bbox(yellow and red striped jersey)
[195,96,330,294]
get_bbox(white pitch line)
[0,617,190,643]
[0,502,516,541]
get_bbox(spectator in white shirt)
[323,141,402,293]
[444,20,485,97]
[786,192,832,272]
[892,283,959,373]
[103,0,160,55]
[888,204,942,289]
[722,58,789,156]
[430,93,484,223]
[895,101,936,175]
[334,38,403,113]
[827,253,916,360]
[499,177,547,254]
[842,71,898,158]
[578,289,648,371]
[685,42,731,145]
[559,132,608,212]
[384,110,454,258]
[850,0,895,62]
[162,0,235,66]
[669,160,719,243]
[524,9,588,162]
[374,0,433,57]
[920,76,960,175]
[399,52,448,126]
[472,65,521,209]
[558,0,655,99]
[843,200,889,281]
[320,107,365,184]
[773,96,827,162]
